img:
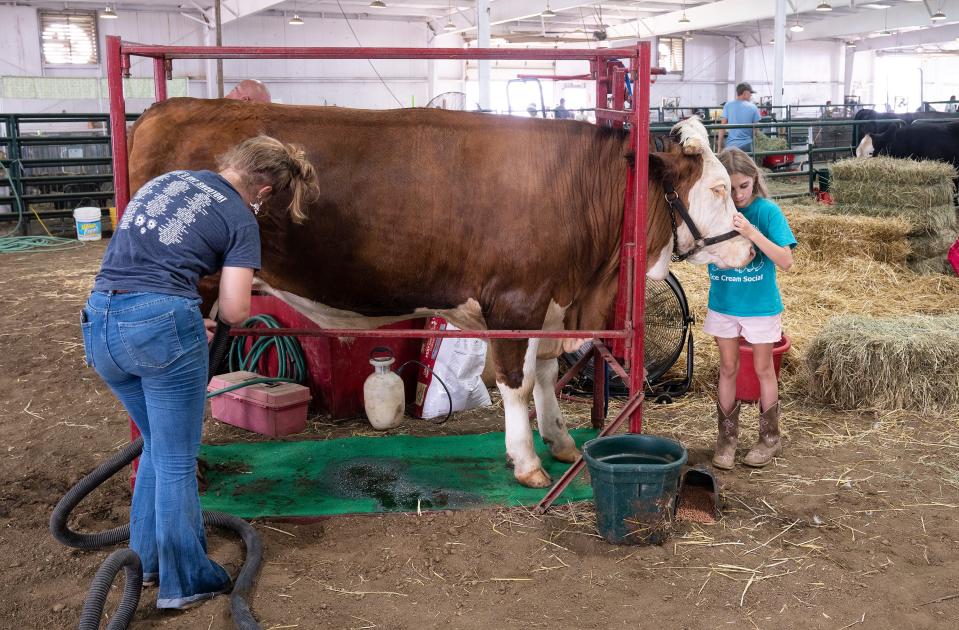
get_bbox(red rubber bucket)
[736,334,790,403]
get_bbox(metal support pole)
[773,0,786,108]
[106,36,130,219]
[153,57,168,102]
[591,348,606,428]
[215,0,224,98]
[476,0,491,112]
[843,45,855,105]
[628,44,651,434]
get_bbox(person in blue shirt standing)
[706,148,797,470]
[717,82,761,153]
[81,136,319,609]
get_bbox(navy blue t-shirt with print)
[94,170,261,299]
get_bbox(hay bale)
[783,206,911,264]
[753,132,788,153]
[827,157,958,235]
[806,314,959,411]
[908,226,959,259]
[908,256,951,275]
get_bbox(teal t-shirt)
[707,197,796,317]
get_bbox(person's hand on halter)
[731,211,758,240]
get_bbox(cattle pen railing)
[105,36,657,513]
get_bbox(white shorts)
[703,309,782,345]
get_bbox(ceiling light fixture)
[678,1,690,24]
[845,40,857,48]
[289,13,304,25]
[541,1,557,18]
[816,2,832,11]
[930,10,946,21]
[877,8,892,36]
[100,5,118,19]
[790,8,804,33]
[369,0,386,8]
[683,31,694,41]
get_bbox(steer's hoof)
[516,467,552,488]
[551,444,580,464]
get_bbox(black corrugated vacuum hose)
[49,319,263,630]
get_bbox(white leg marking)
[533,358,579,463]
[496,339,550,487]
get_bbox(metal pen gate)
[105,36,656,513]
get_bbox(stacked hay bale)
[782,206,911,265]
[827,157,958,274]
[806,314,959,412]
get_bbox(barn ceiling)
[16,0,959,51]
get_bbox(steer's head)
[855,133,875,157]
[646,118,754,280]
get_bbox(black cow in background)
[852,108,959,147]
[855,121,959,171]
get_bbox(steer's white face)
[856,134,875,157]
[648,118,755,280]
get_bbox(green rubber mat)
[198,428,598,518]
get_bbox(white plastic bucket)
[73,206,102,241]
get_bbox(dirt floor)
[2,239,958,630]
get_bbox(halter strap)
[663,182,741,262]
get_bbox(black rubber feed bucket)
[582,434,687,545]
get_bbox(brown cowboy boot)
[744,402,782,467]
[712,401,740,470]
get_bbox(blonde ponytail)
[217,135,320,223]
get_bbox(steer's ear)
[648,152,673,182]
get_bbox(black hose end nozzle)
[209,318,232,381]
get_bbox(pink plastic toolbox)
[208,371,312,437]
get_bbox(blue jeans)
[81,291,230,609]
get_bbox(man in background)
[717,82,760,152]
[554,98,573,119]
[225,79,272,103]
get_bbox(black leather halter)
[663,182,741,262]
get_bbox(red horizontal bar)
[120,44,640,61]
[594,108,632,122]
[228,327,628,339]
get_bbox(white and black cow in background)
[856,121,959,175]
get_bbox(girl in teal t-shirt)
[706,148,797,471]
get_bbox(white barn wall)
[652,35,731,109]
[0,5,433,113]
[740,40,842,106]
[2,5,861,116]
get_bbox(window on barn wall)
[658,37,684,74]
[39,11,99,66]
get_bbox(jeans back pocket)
[117,311,185,369]
[80,310,95,367]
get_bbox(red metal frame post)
[107,35,130,219]
[153,57,168,101]
[628,45,651,433]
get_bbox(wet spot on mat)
[324,458,480,511]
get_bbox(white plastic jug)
[363,348,405,430]
[73,206,102,241]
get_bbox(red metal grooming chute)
[105,36,659,514]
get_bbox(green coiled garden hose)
[228,314,307,384]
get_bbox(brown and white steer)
[127,99,752,488]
